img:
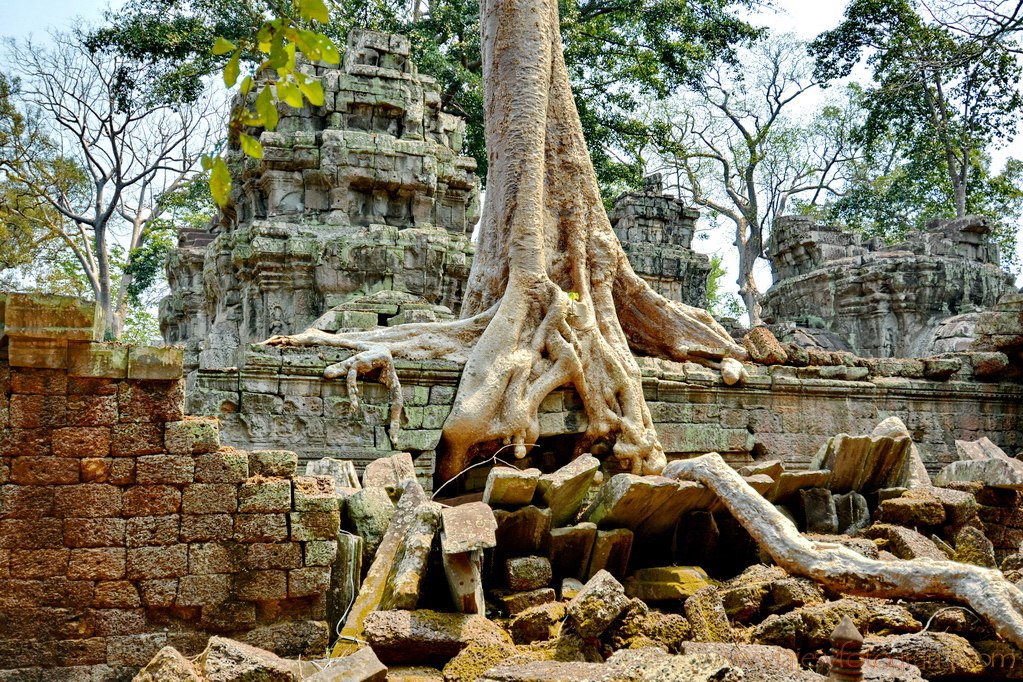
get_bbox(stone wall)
[608,174,710,308]
[762,215,1016,357]
[192,344,1023,483]
[0,295,340,679]
[160,29,480,373]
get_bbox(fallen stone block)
[808,417,914,494]
[363,452,417,497]
[549,523,597,583]
[307,458,362,490]
[956,436,1016,462]
[876,490,946,527]
[328,532,363,634]
[766,470,831,503]
[362,609,512,666]
[300,647,388,682]
[509,602,566,644]
[345,487,396,564]
[684,586,737,643]
[863,632,985,680]
[441,502,498,554]
[834,491,870,534]
[953,526,997,568]
[753,598,920,650]
[566,570,631,638]
[624,566,713,602]
[738,459,784,480]
[442,641,517,682]
[383,500,443,609]
[584,474,681,529]
[442,549,485,614]
[863,524,949,560]
[800,488,838,534]
[935,457,1023,489]
[196,636,300,682]
[498,587,556,615]
[679,642,798,672]
[534,455,600,527]
[133,646,203,681]
[240,620,330,659]
[505,555,552,591]
[586,528,633,580]
[560,578,584,600]
[494,505,552,556]
[483,467,540,507]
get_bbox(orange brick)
[53,427,111,458]
[111,423,163,456]
[0,485,54,518]
[127,544,188,579]
[69,547,127,580]
[126,516,180,547]
[66,395,118,427]
[233,569,287,601]
[10,456,78,485]
[118,381,184,424]
[181,484,238,515]
[63,518,126,548]
[2,429,53,457]
[11,368,67,395]
[123,485,180,517]
[0,518,63,549]
[180,514,234,543]
[93,581,141,608]
[136,455,194,485]
[81,458,112,483]
[54,484,122,518]
[9,394,66,428]
[9,548,68,578]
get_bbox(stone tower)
[608,174,710,308]
[160,30,480,371]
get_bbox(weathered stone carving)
[763,215,1016,357]
[609,174,710,308]
[160,30,480,371]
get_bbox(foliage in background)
[705,254,746,321]
[88,0,763,199]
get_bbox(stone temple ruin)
[5,19,1023,682]
[763,214,1016,358]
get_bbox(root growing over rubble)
[269,0,746,481]
[665,453,1023,649]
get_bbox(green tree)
[0,32,220,339]
[811,0,1023,217]
[88,0,762,198]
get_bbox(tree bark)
[270,0,747,482]
[665,453,1023,649]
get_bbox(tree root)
[664,453,1023,649]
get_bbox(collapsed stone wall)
[762,215,1016,357]
[0,295,340,679]
[191,342,1023,482]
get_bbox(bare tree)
[656,37,857,327]
[1,32,220,338]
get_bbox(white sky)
[6,0,1023,293]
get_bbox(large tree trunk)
[270,0,746,482]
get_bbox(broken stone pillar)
[534,455,599,527]
[440,502,498,614]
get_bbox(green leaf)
[567,291,580,301]
[239,132,264,159]
[239,75,254,96]
[209,157,231,207]
[212,36,236,55]
[296,29,322,61]
[276,79,304,108]
[319,35,340,64]
[223,51,241,88]
[297,0,330,23]
[255,85,279,131]
[297,75,325,107]
[200,154,213,171]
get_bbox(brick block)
[176,573,231,606]
[245,543,302,570]
[9,394,66,428]
[10,456,78,484]
[180,514,234,543]
[0,485,54,518]
[293,476,338,512]
[194,449,249,483]
[109,459,135,485]
[66,376,119,396]
[122,485,181,517]
[66,395,118,427]
[93,581,142,608]
[289,566,331,597]
[9,548,68,578]
[233,569,288,601]
[234,514,288,543]
[105,633,168,667]
[304,540,338,567]
[67,341,128,379]
[201,601,256,631]
[136,455,194,485]
[10,367,67,395]
[63,518,125,548]
[188,542,243,575]
[182,484,238,515]
[53,427,111,458]
[238,478,292,513]
[53,636,107,666]
[164,417,220,455]
[290,511,340,541]
[128,346,183,380]
[127,544,188,579]
[0,518,63,549]
[54,484,122,518]
[118,380,184,423]
[80,458,112,483]
[138,579,178,608]
[126,516,180,547]
[248,450,298,477]
[36,576,94,607]
[111,423,164,456]
[68,548,126,580]
[0,548,8,578]
[2,428,53,457]
[92,608,146,636]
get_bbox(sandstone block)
[442,549,484,614]
[195,449,250,483]
[440,502,497,554]
[127,544,189,579]
[293,475,339,512]
[291,511,341,541]
[363,610,512,666]
[384,500,443,610]
[877,492,946,527]
[864,524,947,560]
[504,555,552,591]
[234,513,289,543]
[363,451,417,494]
[566,570,631,638]
[685,585,737,643]
[499,587,555,615]
[624,565,712,601]
[306,457,361,490]
[249,449,299,478]
[586,528,633,580]
[534,455,599,527]
[132,645,203,681]
[494,505,551,556]
[346,487,396,561]
[301,646,387,682]
[164,417,220,455]
[111,423,164,456]
[483,467,540,507]
[548,523,597,583]
[238,478,293,513]
[196,636,299,682]
[137,455,195,485]
[127,346,183,380]
[800,488,838,534]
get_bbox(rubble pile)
[134,425,1023,681]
